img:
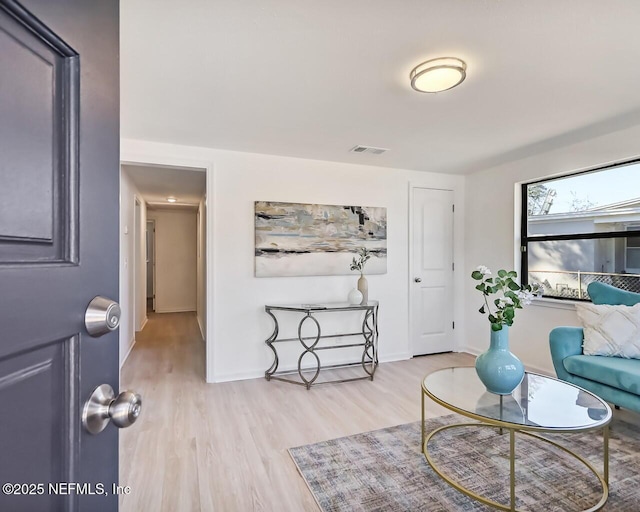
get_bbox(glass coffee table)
[421,367,612,512]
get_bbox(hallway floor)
[119,311,471,511]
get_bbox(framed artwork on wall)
[255,201,387,277]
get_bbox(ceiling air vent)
[350,145,389,155]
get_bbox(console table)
[264,301,379,389]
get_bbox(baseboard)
[457,345,481,356]
[155,307,196,313]
[379,352,412,363]
[212,370,265,383]
[120,336,137,369]
[211,353,413,384]
[210,350,553,384]
[196,315,205,341]
[139,316,148,331]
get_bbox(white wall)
[147,208,198,313]
[121,139,465,383]
[197,197,207,339]
[119,169,147,367]
[464,124,640,375]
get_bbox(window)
[521,161,640,300]
[627,226,640,273]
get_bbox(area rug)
[289,414,640,511]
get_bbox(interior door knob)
[414,277,422,283]
[85,296,121,337]
[82,384,142,434]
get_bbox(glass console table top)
[423,367,611,431]
[265,300,379,312]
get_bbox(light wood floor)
[119,311,474,511]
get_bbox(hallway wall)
[148,208,198,313]
[196,198,207,339]
[120,170,147,367]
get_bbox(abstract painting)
[255,201,387,277]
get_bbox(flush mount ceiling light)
[410,57,467,93]
[167,196,177,203]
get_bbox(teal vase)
[475,326,524,395]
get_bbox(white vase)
[348,289,363,305]
[357,275,368,305]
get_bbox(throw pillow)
[576,302,640,359]
[587,282,640,307]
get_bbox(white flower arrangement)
[472,266,540,331]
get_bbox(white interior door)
[411,188,454,355]
[146,220,155,311]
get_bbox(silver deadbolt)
[414,277,422,283]
[82,384,142,434]
[85,296,121,337]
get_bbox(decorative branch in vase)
[471,266,540,395]
[349,247,371,305]
[472,266,540,331]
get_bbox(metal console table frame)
[264,301,379,389]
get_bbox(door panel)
[0,3,78,263]
[420,286,446,335]
[421,207,446,270]
[411,188,454,355]
[0,1,120,511]
[0,339,71,511]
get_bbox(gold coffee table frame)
[421,368,611,512]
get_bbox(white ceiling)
[122,164,206,206]
[120,1,640,174]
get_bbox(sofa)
[549,282,640,413]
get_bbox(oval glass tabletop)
[423,367,611,431]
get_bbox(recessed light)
[167,197,177,203]
[410,57,466,93]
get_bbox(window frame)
[626,225,640,274]
[520,159,640,301]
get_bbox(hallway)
[119,312,473,511]
[119,312,206,511]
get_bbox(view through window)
[521,162,640,300]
